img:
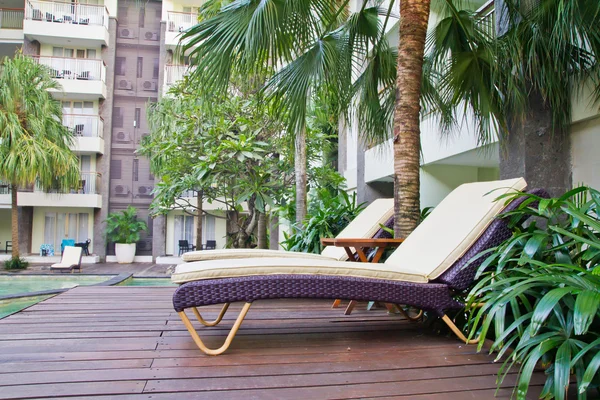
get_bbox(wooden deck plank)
[0,286,548,399]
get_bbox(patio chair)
[181,198,395,263]
[204,240,217,250]
[50,246,83,273]
[171,178,546,355]
[178,240,196,256]
[61,239,76,254]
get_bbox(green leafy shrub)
[4,256,29,270]
[467,187,600,399]
[105,206,148,244]
[281,190,365,253]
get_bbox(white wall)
[571,116,600,190]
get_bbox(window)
[110,160,122,180]
[115,57,126,76]
[134,108,141,128]
[139,7,145,28]
[133,159,139,182]
[174,215,194,254]
[113,107,123,128]
[137,57,143,78]
[153,58,159,79]
[53,47,96,59]
[147,216,154,237]
[43,213,90,252]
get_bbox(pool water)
[120,278,176,286]
[0,275,109,297]
[0,295,53,319]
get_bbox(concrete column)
[17,207,33,255]
[152,215,166,259]
[93,17,118,262]
[500,91,572,196]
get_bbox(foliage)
[281,190,365,254]
[467,187,600,399]
[105,206,148,244]
[425,0,600,144]
[4,256,28,270]
[0,53,80,257]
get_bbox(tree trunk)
[393,0,431,239]
[195,191,203,250]
[294,127,307,224]
[257,210,267,249]
[269,213,279,250]
[10,184,19,258]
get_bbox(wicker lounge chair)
[180,198,395,262]
[172,178,545,355]
[50,246,83,273]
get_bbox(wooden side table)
[320,237,405,314]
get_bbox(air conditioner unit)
[118,79,133,90]
[114,184,130,196]
[144,31,159,41]
[137,185,153,196]
[114,131,131,142]
[142,80,157,91]
[119,28,135,39]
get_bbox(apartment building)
[341,0,600,208]
[0,0,225,261]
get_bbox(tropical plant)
[179,0,434,237]
[105,206,148,244]
[281,190,365,254]
[0,53,80,259]
[3,256,28,270]
[467,187,600,399]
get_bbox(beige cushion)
[172,178,526,285]
[171,257,427,284]
[182,198,394,262]
[50,246,82,270]
[384,177,527,279]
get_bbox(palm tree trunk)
[10,184,19,258]
[393,0,431,238]
[257,210,267,249]
[195,191,203,250]
[295,127,308,224]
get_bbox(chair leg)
[191,303,230,327]
[395,305,424,322]
[331,299,342,308]
[441,314,480,344]
[178,302,252,356]
[344,300,358,315]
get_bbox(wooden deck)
[0,286,545,399]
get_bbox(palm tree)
[0,53,80,259]
[424,1,600,195]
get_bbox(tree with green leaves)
[426,0,600,196]
[0,53,80,259]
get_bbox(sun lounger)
[50,246,83,273]
[172,178,546,355]
[181,198,395,262]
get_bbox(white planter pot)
[115,243,136,264]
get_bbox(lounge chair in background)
[50,246,83,273]
[181,198,395,263]
[171,178,546,355]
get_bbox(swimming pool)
[0,275,109,297]
[120,277,176,286]
[0,295,53,319]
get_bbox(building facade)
[0,0,227,261]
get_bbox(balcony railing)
[25,0,108,29]
[0,8,24,29]
[165,64,193,86]
[0,182,10,195]
[63,114,104,138]
[167,11,197,33]
[476,0,495,38]
[29,172,101,194]
[34,56,106,83]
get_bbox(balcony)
[163,64,193,94]
[23,0,109,47]
[0,8,24,58]
[476,0,494,38]
[0,181,10,208]
[165,11,197,48]
[34,56,107,99]
[18,172,103,208]
[63,114,105,154]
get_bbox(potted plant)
[105,206,148,264]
